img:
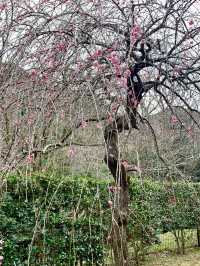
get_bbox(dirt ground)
[144,248,200,266]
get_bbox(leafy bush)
[1,174,200,265]
[129,179,200,257]
[0,174,110,265]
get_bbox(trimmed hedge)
[0,174,110,265]
[129,180,200,246]
[1,174,200,265]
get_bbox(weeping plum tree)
[1,0,200,264]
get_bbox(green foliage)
[129,179,200,237]
[1,174,200,265]
[0,174,110,265]
[128,178,200,260]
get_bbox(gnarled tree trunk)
[103,39,155,265]
[104,115,137,266]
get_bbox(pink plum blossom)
[26,154,34,164]
[68,147,76,158]
[170,115,178,124]
[80,120,88,128]
[130,25,142,44]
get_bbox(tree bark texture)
[104,114,137,266]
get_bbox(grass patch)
[149,230,197,253]
[144,247,200,266]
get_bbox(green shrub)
[1,174,200,265]
[0,174,110,265]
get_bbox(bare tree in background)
[0,0,200,264]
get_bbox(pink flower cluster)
[0,3,7,11]
[187,126,193,137]
[80,120,88,128]
[68,147,76,158]
[130,25,142,44]
[26,154,34,164]
[90,49,103,60]
[56,42,66,52]
[107,52,120,65]
[106,52,122,77]
[107,113,113,123]
[188,19,194,26]
[170,115,178,125]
